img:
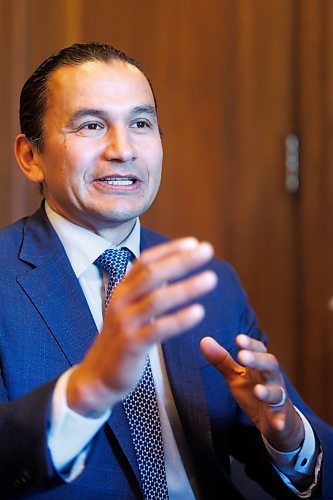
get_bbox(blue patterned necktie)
[94,248,168,499]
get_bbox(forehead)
[45,60,155,114]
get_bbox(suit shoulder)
[211,256,240,280]
[0,217,27,246]
[140,226,170,248]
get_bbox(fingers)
[236,334,267,353]
[139,304,206,344]
[115,238,214,306]
[202,334,287,405]
[236,334,281,382]
[254,384,289,432]
[236,335,290,422]
[201,334,282,387]
[138,237,200,264]
[254,384,287,408]
[107,271,217,348]
[238,350,280,376]
[200,336,243,378]
[123,270,217,327]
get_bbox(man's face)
[32,60,163,240]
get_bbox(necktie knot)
[94,247,133,307]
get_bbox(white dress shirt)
[45,202,321,498]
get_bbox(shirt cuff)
[262,408,322,497]
[48,366,111,481]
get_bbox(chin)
[104,203,151,221]
[97,211,141,225]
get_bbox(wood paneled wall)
[1,0,333,423]
[297,0,333,422]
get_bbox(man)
[0,42,332,498]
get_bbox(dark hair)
[19,42,148,150]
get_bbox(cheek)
[146,145,163,178]
[53,150,86,180]
[59,138,94,173]
[147,164,162,192]
[43,161,80,197]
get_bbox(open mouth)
[100,177,135,186]
[96,175,139,187]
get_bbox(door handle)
[285,134,300,193]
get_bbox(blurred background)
[1,0,333,426]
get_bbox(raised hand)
[68,237,217,416]
[200,334,305,452]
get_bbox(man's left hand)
[200,334,305,452]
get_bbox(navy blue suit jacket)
[0,205,332,499]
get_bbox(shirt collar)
[45,201,141,278]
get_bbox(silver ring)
[267,386,286,408]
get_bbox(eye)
[82,122,104,130]
[77,122,105,136]
[130,120,151,130]
[136,121,147,128]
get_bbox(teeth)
[101,178,134,186]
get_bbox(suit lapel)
[162,330,219,466]
[16,206,98,366]
[17,206,142,487]
[108,403,142,485]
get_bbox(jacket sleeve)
[0,377,63,495]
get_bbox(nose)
[103,125,136,163]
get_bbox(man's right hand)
[67,237,217,417]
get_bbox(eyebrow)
[66,105,158,128]
[65,109,108,128]
[130,105,157,119]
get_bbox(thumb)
[200,336,242,378]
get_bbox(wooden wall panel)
[213,0,299,382]
[323,0,333,424]
[0,0,31,224]
[298,0,333,420]
[0,0,82,226]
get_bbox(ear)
[14,134,45,184]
